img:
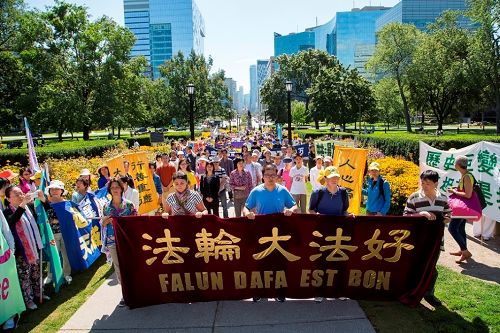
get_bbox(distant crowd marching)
[0,128,493,329]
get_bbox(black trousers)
[203,198,220,217]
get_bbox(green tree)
[159,51,229,127]
[291,100,307,125]
[407,13,476,131]
[467,0,500,133]
[36,1,136,140]
[278,49,340,128]
[308,66,375,130]
[373,77,405,128]
[260,74,288,124]
[367,23,423,132]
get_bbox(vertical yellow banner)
[333,147,368,215]
[106,155,125,178]
[122,152,159,215]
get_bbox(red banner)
[113,215,443,309]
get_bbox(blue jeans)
[448,218,467,251]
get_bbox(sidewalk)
[59,274,375,333]
[439,222,499,284]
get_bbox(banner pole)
[39,247,43,304]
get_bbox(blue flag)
[277,124,282,144]
[51,201,102,271]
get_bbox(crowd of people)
[0,129,493,329]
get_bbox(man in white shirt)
[289,153,309,213]
[244,152,262,188]
[309,156,324,191]
[121,176,140,210]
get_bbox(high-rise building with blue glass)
[334,7,390,71]
[273,7,388,75]
[376,0,469,32]
[124,0,205,79]
[249,65,257,113]
[273,18,335,57]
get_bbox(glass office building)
[376,0,469,32]
[273,17,335,57]
[274,31,315,56]
[249,65,257,113]
[273,7,388,76]
[334,7,390,70]
[124,0,205,79]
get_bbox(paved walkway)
[59,273,375,333]
[439,222,499,284]
[59,202,375,333]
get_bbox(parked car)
[156,127,168,133]
[133,127,150,135]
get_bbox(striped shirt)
[403,190,451,217]
[403,190,451,251]
[166,190,203,216]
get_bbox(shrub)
[372,157,420,215]
[298,130,500,163]
[0,140,125,166]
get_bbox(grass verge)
[360,265,500,333]
[15,256,112,333]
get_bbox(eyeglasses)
[263,174,278,178]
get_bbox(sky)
[26,0,400,92]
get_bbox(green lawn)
[360,265,500,333]
[16,256,112,333]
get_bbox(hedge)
[125,131,203,147]
[0,140,124,165]
[297,129,500,163]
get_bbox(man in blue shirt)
[243,164,297,218]
[243,164,297,303]
[362,162,391,215]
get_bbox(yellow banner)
[106,153,159,215]
[333,147,368,215]
[106,155,125,178]
[201,131,211,139]
[122,152,159,215]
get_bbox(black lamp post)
[285,80,293,142]
[187,83,195,140]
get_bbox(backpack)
[468,173,487,210]
[312,187,349,213]
[377,178,386,201]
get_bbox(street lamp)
[187,83,195,140]
[285,80,293,143]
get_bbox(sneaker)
[42,294,51,301]
[338,297,349,301]
[252,297,261,302]
[2,317,15,330]
[274,296,285,302]
[314,297,324,303]
[118,299,126,307]
[26,301,38,310]
[65,276,73,284]
[43,276,52,285]
[424,295,442,307]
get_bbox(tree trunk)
[496,92,500,135]
[57,129,63,142]
[83,126,90,141]
[118,127,121,139]
[314,119,319,129]
[396,75,412,132]
[112,126,115,135]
